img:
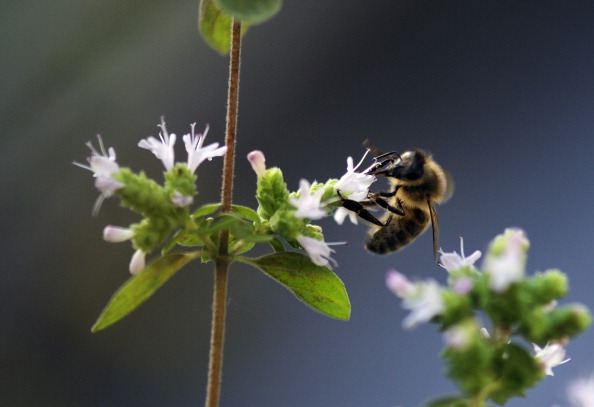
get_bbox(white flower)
[533,342,570,376]
[290,179,327,220]
[74,135,124,214]
[387,270,445,329]
[333,206,359,225]
[129,249,147,275]
[103,225,134,242]
[171,190,194,208]
[183,123,227,173]
[401,280,445,329]
[74,135,123,197]
[485,228,529,293]
[138,119,177,171]
[335,151,376,199]
[247,150,266,177]
[333,151,376,225]
[567,374,594,407]
[296,235,337,269]
[439,236,482,273]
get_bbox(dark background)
[3,1,594,406]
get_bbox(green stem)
[205,18,242,407]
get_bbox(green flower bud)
[439,290,474,328]
[523,269,568,304]
[255,167,289,220]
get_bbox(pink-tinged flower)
[171,190,194,208]
[443,325,472,350]
[138,119,177,170]
[296,235,337,269]
[386,270,417,298]
[103,225,134,242]
[183,123,227,173]
[129,249,147,275]
[333,151,376,225]
[247,150,266,177]
[485,228,529,293]
[567,374,594,407]
[290,179,327,220]
[439,236,482,273]
[387,270,445,329]
[533,342,570,376]
[451,277,474,295]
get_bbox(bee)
[338,143,453,259]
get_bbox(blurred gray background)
[3,1,594,406]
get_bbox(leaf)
[215,0,281,24]
[242,252,351,320]
[92,253,198,332]
[198,0,249,54]
[268,237,285,252]
[192,202,222,218]
[231,204,261,224]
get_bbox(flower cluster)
[386,229,592,405]
[247,149,376,269]
[75,119,226,274]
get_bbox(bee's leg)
[336,190,387,227]
[368,192,405,217]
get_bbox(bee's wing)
[428,200,439,261]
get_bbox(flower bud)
[247,150,266,177]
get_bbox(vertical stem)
[205,19,242,407]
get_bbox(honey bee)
[338,143,453,259]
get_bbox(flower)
[74,135,124,214]
[296,235,337,269]
[171,190,194,208]
[103,225,134,242]
[386,270,445,329]
[247,150,266,177]
[386,270,417,298]
[334,151,376,199]
[402,280,444,329]
[333,206,359,225]
[484,228,529,293]
[74,135,123,196]
[567,374,594,407]
[443,325,472,349]
[290,179,327,220]
[129,249,147,275]
[533,342,570,376]
[439,236,482,272]
[333,151,376,225]
[183,123,227,173]
[138,118,177,171]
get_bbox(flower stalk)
[205,18,242,407]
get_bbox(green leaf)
[268,237,285,252]
[241,252,350,320]
[231,204,261,224]
[215,0,281,24]
[199,0,249,54]
[192,202,222,218]
[92,253,198,332]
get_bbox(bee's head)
[366,149,427,181]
